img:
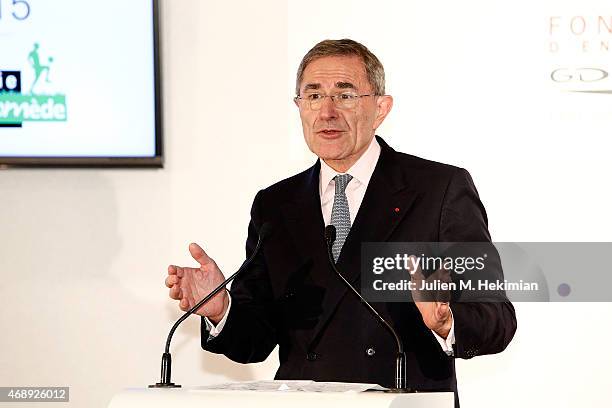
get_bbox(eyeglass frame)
[293,92,380,110]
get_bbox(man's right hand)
[165,243,229,324]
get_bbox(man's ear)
[373,95,393,129]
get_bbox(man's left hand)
[414,299,452,339]
[409,257,453,339]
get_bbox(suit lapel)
[280,161,326,269]
[307,137,420,349]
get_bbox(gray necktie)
[330,174,353,263]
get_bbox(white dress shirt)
[319,136,381,226]
[206,137,455,354]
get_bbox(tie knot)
[334,174,353,194]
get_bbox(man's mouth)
[317,129,345,138]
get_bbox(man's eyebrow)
[336,82,356,90]
[303,83,320,91]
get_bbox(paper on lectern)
[192,380,388,393]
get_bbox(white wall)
[1,1,611,407]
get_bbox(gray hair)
[295,39,385,96]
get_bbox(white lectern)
[108,382,454,408]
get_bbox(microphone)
[150,222,272,388]
[324,225,410,393]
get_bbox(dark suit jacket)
[202,136,516,400]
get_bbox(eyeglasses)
[294,92,376,110]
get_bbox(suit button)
[306,352,318,361]
[366,347,376,357]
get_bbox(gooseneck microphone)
[150,223,272,388]
[324,225,410,392]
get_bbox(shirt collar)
[319,137,381,196]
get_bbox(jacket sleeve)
[201,190,279,363]
[439,168,517,359]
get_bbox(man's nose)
[318,96,339,119]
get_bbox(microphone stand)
[149,224,270,388]
[324,225,410,393]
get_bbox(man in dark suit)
[165,39,516,402]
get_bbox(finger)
[180,277,196,307]
[427,269,450,302]
[169,284,182,300]
[189,243,214,267]
[430,267,446,278]
[165,275,179,288]
[436,302,450,320]
[179,298,190,311]
[431,266,451,283]
[168,265,177,275]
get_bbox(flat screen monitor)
[0,0,162,167]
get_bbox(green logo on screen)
[0,43,68,127]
